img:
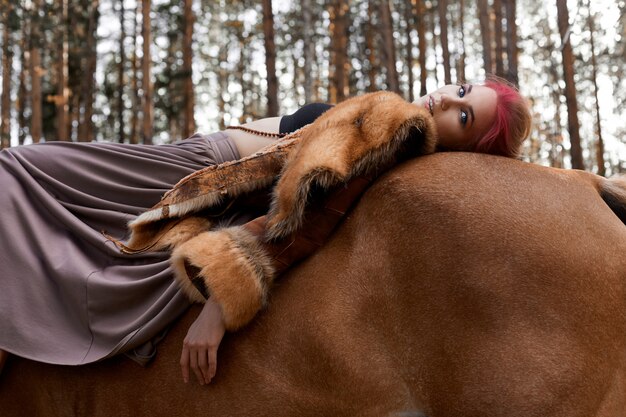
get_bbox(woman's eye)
[458,86,466,98]
[460,110,468,126]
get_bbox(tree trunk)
[237,26,249,122]
[546,28,564,169]
[477,0,493,74]
[30,0,43,143]
[217,24,228,130]
[60,1,70,140]
[56,0,69,141]
[1,1,14,149]
[503,0,518,84]
[416,0,427,96]
[116,0,125,142]
[141,0,153,144]
[493,0,505,78]
[65,0,78,141]
[426,2,439,85]
[379,0,400,93]
[330,0,349,102]
[69,87,80,142]
[302,0,314,103]
[437,0,452,84]
[129,2,139,144]
[290,47,301,107]
[548,91,564,168]
[17,5,28,146]
[165,33,177,141]
[182,0,195,138]
[77,0,98,142]
[366,1,378,92]
[404,1,415,102]
[587,2,605,176]
[556,0,584,169]
[456,0,466,82]
[261,0,278,116]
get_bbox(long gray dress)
[0,132,241,365]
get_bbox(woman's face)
[413,84,497,150]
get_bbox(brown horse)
[1,153,625,417]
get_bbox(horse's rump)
[1,153,625,417]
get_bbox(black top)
[279,103,334,134]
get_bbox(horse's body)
[1,153,625,417]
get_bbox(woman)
[177,79,533,386]
[0,79,532,383]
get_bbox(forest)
[0,0,624,174]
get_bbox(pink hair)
[472,79,532,158]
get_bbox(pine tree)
[77,0,98,142]
[416,0,427,96]
[262,0,278,116]
[556,0,584,169]
[477,0,493,74]
[55,0,69,141]
[182,0,195,138]
[29,0,43,143]
[503,0,518,84]
[1,1,15,148]
[379,0,399,93]
[437,0,451,84]
[586,1,605,176]
[141,0,153,144]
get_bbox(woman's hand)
[180,297,225,385]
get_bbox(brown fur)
[123,216,212,253]
[2,153,625,417]
[265,91,437,239]
[122,136,300,252]
[124,91,436,250]
[170,226,275,330]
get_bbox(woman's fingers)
[189,346,205,385]
[180,346,190,384]
[180,298,226,385]
[208,347,218,381]
[181,345,212,386]
[197,349,210,385]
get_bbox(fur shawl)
[116,91,438,254]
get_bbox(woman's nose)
[439,93,460,111]
[439,94,450,111]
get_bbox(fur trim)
[121,216,212,253]
[170,226,276,331]
[265,91,438,240]
[125,135,301,252]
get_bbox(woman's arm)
[178,103,336,384]
[180,297,225,385]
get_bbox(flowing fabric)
[0,132,242,365]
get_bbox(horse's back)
[1,153,625,417]
[351,153,626,417]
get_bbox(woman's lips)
[420,95,434,116]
